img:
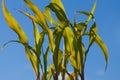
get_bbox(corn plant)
[2,0,108,80]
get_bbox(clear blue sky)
[0,0,120,80]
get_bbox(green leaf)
[74,22,85,37]
[24,0,55,52]
[63,27,74,54]
[25,47,40,77]
[47,3,68,25]
[51,0,65,12]
[66,72,76,80]
[90,23,108,68]
[17,10,37,22]
[32,21,44,57]
[77,11,90,17]
[53,29,63,75]
[2,40,40,78]
[95,35,109,66]
[43,47,49,80]
[2,0,28,44]
[85,23,98,57]
[69,55,77,69]
[47,63,54,80]
[24,0,49,31]
[44,6,58,25]
[85,1,97,25]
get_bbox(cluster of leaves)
[2,0,108,80]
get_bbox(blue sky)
[0,0,120,80]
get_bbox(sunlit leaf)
[47,3,68,25]
[24,0,48,30]
[89,22,108,68]
[44,6,58,25]
[17,10,37,22]
[32,21,44,57]
[47,63,54,80]
[51,0,65,11]
[95,35,109,66]
[2,0,28,44]
[69,55,77,69]
[2,39,40,78]
[25,47,40,77]
[85,1,97,25]
[24,0,55,52]
[66,72,76,80]
[63,27,74,54]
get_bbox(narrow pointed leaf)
[33,21,44,57]
[18,10,37,22]
[24,0,49,31]
[2,0,28,44]
[77,11,90,16]
[25,47,40,77]
[85,1,97,25]
[43,47,49,80]
[95,35,109,65]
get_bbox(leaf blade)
[2,0,28,43]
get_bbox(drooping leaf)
[89,22,108,69]
[2,39,40,78]
[77,11,90,16]
[95,35,109,66]
[2,0,28,44]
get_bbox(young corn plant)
[2,0,108,80]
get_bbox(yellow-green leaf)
[69,55,77,69]
[25,47,39,77]
[24,0,55,52]
[51,0,65,12]
[18,10,37,22]
[32,21,44,57]
[47,63,54,80]
[47,3,68,25]
[63,27,74,54]
[95,35,109,65]
[2,0,28,43]
[44,6,58,25]
[85,1,97,25]
[24,0,49,31]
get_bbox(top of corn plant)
[2,0,108,80]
